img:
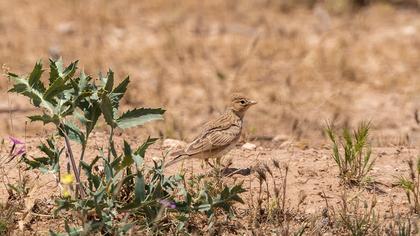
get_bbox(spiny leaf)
[100,93,116,127]
[28,61,45,92]
[49,58,62,84]
[43,77,72,102]
[8,73,55,112]
[104,69,114,92]
[112,76,129,101]
[118,140,134,171]
[28,114,59,125]
[84,102,101,137]
[62,60,78,80]
[77,70,91,92]
[135,137,158,157]
[116,108,165,129]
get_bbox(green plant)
[0,137,29,235]
[0,203,18,235]
[7,58,165,234]
[337,193,380,236]
[385,215,414,236]
[326,122,376,185]
[246,160,303,235]
[397,157,420,214]
[153,169,247,235]
[7,59,246,234]
[8,59,165,198]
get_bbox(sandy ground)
[1,134,418,233]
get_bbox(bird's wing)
[192,111,238,139]
[184,124,241,155]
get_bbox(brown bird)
[165,94,257,167]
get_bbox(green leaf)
[74,111,90,125]
[59,122,85,144]
[134,174,146,202]
[100,93,116,127]
[120,174,146,212]
[43,77,69,102]
[118,140,134,170]
[80,157,101,189]
[116,108,165,129]
[62,60,78,80]
[49,58,66,85]
[135,136,158,157]
[104,69,114,92]
[84,102,101,137]
[28,61,45,91]
[22,137,61,174]
[28,114,59,125]
[8,73,55,112]
[77,70,90,91]
[112,76,129,101]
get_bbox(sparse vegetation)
[6,59,246,234]
[246,160,304,235]
[336,193,380,235]
[397,157,420,214]
[385,216,414,236]
[326,122,376,186]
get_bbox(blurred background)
[1,0,420,147]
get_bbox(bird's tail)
[164,149,190,168]
[164,153,190,168]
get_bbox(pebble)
[273,134,288,142]
[242,142,257,150]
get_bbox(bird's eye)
[240,100,246,104]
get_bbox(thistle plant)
[7,59,245,234]
[8,59,164,196]
[397,157,420,214]
[326,122,375,185]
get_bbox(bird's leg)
[205,158,215,168]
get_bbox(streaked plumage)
[165,94,257,167]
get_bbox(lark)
[165,94,257,167]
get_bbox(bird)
[164,94,257,168]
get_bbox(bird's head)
[230,93,257,116]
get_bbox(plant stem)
[107,126,114,162]
[281,166,288,214]
[416,172,420,212]
[78,142,87,174]
[60,124,84,198]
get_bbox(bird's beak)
[249,100,257,105]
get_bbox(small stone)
[242,142,257,150]
[273,134,288,142]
